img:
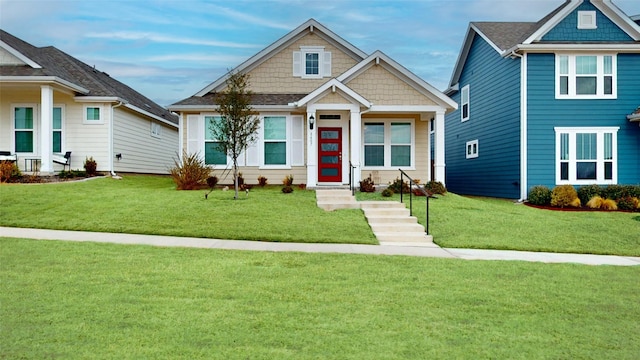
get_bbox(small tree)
[210,71,260,199]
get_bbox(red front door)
[318,127,342,183]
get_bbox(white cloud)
[84,31,260,49]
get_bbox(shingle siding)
[541,2,633,42]
[445,34,521,198]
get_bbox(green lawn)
[358,192,640,256]
[1,175,639,255]
[2,238,639,359]
[0,175,376,244]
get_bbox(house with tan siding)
[0,30,179,175]
[169,19,456,187]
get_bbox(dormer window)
[578,11,597,29]
[293,46,331,79]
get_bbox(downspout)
[110,101,124,176]
[510,50,527,202]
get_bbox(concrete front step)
[316,202,360,211]
[374,232,433,243]
[365,215,418,224]
[369,222,425,233]
[316,189,359,211]
[362,208,411,217]
[360,201,406,209]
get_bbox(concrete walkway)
[2,227,639,266]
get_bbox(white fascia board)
[0,76,89,93]
[124,103,179,128]
[73,96,123,103]
[167,105,217,112]
[522,0,582,44]
[292,78,371,108]
[0,40,42,68]
[194,19,367,97]
[593,0,640,40]
[448,25,477,88]
[470,24,504,55]
[369,105,455,114]
[516,43,640,52]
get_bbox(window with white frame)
[204,116,227,165]
[263,116,287,165]
[555,127,618,185]
[466,140,478,159]
[53,106,63,153]
[461,85,469,121]
[151,122,161,138]
[84,106,103,124]
[578,11,597,29]
[556,54,616,99]
[363,120,414,168]
[293,46,331,79]
[14,106,35,153]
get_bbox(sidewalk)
[2,227,639,266]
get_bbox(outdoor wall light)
[115,153,122,160]
[309,115,315,130]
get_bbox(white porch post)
[425,115,432,182]
[434,109,446,185]
[40,85,53,173]
[349,109,361,185]
[306,108,317,187]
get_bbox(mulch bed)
[524,202,638,213]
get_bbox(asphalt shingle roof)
[173,93,307,107]
[0,30,177,125]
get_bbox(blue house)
[444,0,640,200]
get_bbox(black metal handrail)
[349,161,356,196]
[398,169,432,235]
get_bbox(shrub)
[381,188,394,197]
[425,181,447,195]
[577,184,601,205]
[616,196,639,211]
[257,176,268,187]
[206,176,218,189]
[388,177,409,194]
[282,185,293,193]
[0,161,21,183]
[623,185,640,198]
[586,196,604,209]
[551,185,580,208]
[169,152,210,190]
[359,174,376,193]
[237,172,245,186]
[601,185,625,201]
[83,157,98,176]
[298,183,306,190]
[282,174,294,186]
[601,198,618,211]
[527,185,552,206]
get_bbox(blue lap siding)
[445,34,521,198]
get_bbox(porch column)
[40,85,53,173]
[425,115,432,182]
[349,109,361,185]
[306,109,317,187]
[434,109,445,185]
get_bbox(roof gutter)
[1,76,89,94]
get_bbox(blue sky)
[2,0,640,106]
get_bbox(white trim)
[151,122,162,138]
[555,53,617,99]
[362,119,416,171]
[520,53,528,201]
[577,11,597,29]
[83,105,104,124]
[460,85,470,122]
[554,126,619,185]
[465,139,479,159]
[11,103,38,155]
[291,78,371,108]
[74,96,122,103]
[522,0,582,44]
[516,44,640,52]
[124,103,178,128]
[0,40,42,68]
[1,76,89,93]
[52,104,65,154]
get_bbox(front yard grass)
[358,192,640,256]
[0,175,376,244]
[2,238,639,359]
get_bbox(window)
[53,107,63,153]
[363,120,414,168]
[466,140,478,159]
[14,106,34,153]
[578,11,597,29]
[556,54,616,99]
[263,116,287,165]
[151,122,161,138]
[293,46,331,79]
[84,106,103,124]
[461,85,469,121]
[204,116,227,165]
[555,127,618,185]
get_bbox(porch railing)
[349,161,356,196]
[398,169,432,235]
